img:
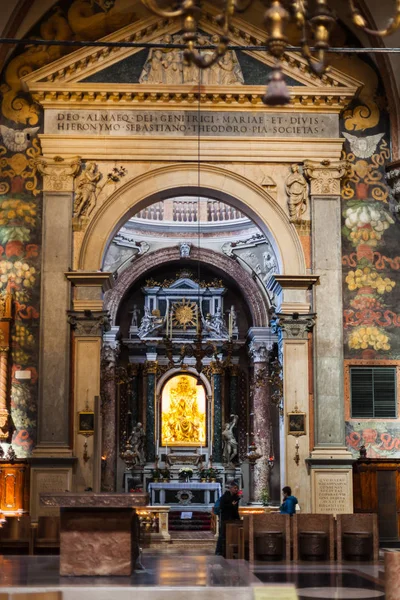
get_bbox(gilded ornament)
[172,298,197,331]
[161,374,206,445]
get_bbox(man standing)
[215,481,241,556]
[279,486,298,515]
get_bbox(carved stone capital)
[304,159,349,196]
[144,361,158,375]
[271,312,316,339]
[67,310,110,337]
[35,156,81,193]
[210,362,224,375]
[101,342,120,369]
[248,341,273,364]
[386,159,400,212]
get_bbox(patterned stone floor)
[0,555,386,599]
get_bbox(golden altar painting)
[161,374,206,446]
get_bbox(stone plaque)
[30,468,72,520]
[312,469,353,515]
[45,109,338,138]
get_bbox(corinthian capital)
[271,312,316,339]
[248,341,273,364]
[35,155,81,192]
[304,159,349,196]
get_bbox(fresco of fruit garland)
[340,71,400,458]
[0,1,137,456]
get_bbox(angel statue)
[222,414,239,465]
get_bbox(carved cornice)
[67,310,110,337]
[271,312,316,339]
[35,156,81,193]
[304,159,350,196]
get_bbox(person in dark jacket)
[279,486,298,515]
[215,481,241,556]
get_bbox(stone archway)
[78,163,305,276]
[104,246,270,328]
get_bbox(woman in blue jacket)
[279,486,298,515]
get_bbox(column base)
[307,447,355,515]
[29,454,77,521]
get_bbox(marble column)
[34,156,81,455]
[211,362,223,463]
[304,160,354,513]
[304,160,351,454]
[229,364,240,418]
[0,293,12,440]
[130,364,140,426]
[68,310,110,491]
[100,342,120,492]
[144,361,157,462]
[248,339,273,502]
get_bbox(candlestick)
[228,312,232,339]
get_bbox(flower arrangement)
[198,468,207,481]
[151,468,162,480]
[161,468,171,480]
[178,467,193,479]
[260,488,270,506]
[207,467,218,481]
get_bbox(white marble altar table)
[149,482,221,506]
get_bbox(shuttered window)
[350,367,397,418]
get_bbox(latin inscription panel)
[45,109,339,138]
[312,469,353,515]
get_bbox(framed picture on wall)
[287,411,306,436]
[78,411,95,436]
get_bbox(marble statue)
[128,422,146,466]
[211,307,227,337]
[138,306,155,337]
[230,305,237,329]
[263,252,277,279]
[74,162,101,218]
[131,304,140,328]
[285,164,308,223]
[222,415,239,465]
[179,242,191,258]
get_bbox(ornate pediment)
[22,6,362,111]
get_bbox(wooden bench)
[249,514,290,563]
[293,514,335,561]
[337,513,378,562]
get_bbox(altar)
[149,482,221,508]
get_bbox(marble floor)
[0,554,386,600]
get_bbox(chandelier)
[141,0,400,105]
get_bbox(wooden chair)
[225,520,243,559]
[337,513,378,562]
[293,514,335,562]
[0,516,32,554]
[32,516,60,554]
[249,513,290,563]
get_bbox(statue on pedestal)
[222,414,239,465]
[127,422,146,466]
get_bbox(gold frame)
[287,411,306,437]
[78,410,95,436]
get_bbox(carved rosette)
[304,159,349,196]
[35,156,81,193]
[67,311,110,337]
[271,313,316,340]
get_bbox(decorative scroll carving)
[304,159,349,196]
[39,493,148,508]
[285,164,308,222]
[271,312,316,339]
[35,156,81,193]
[67,311,110,337]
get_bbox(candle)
[156,441,159,457]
